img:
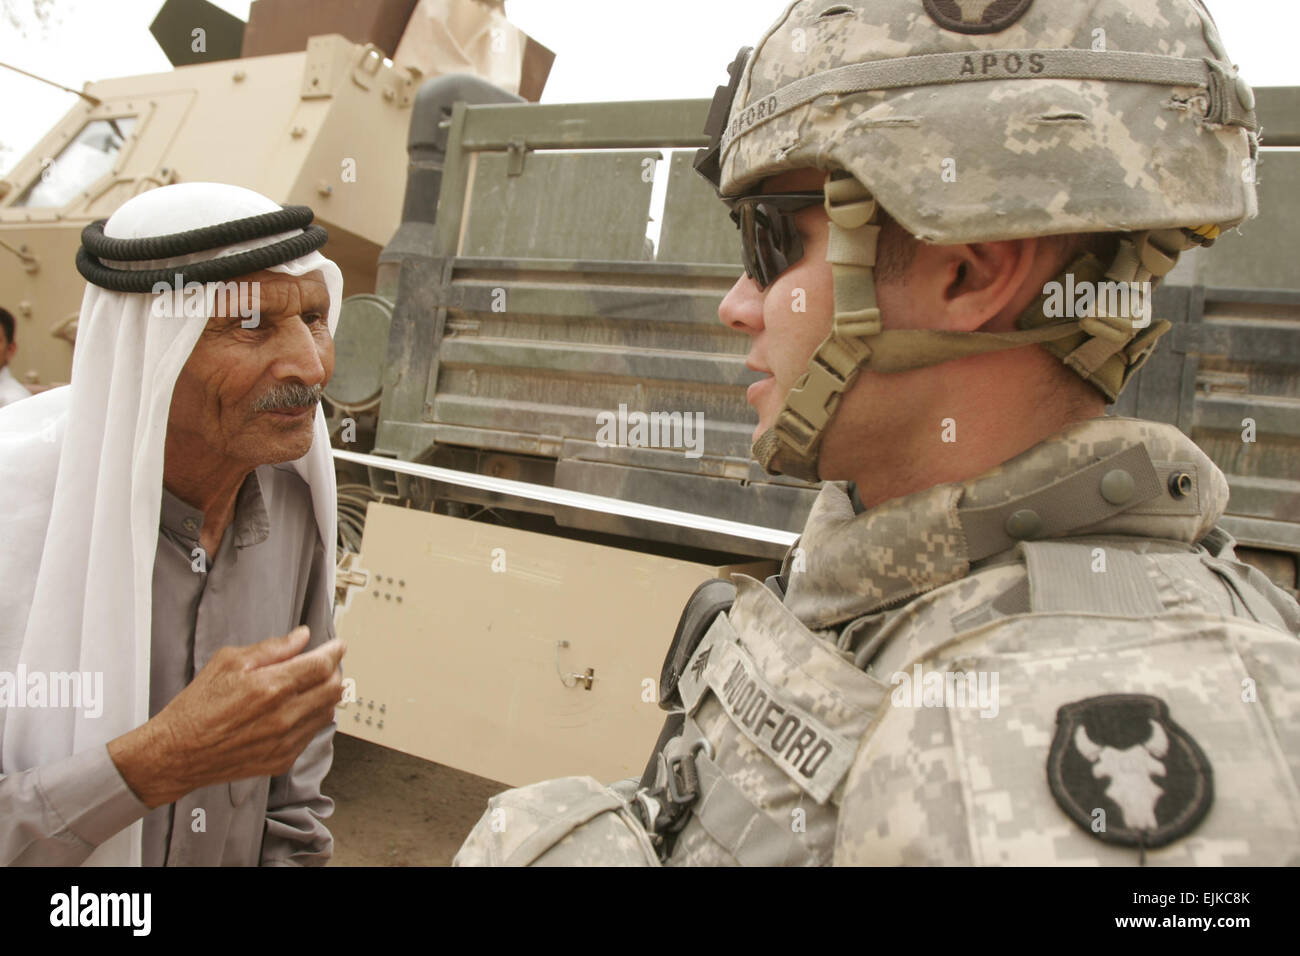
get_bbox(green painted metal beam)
[460,99,713,150]
[1255,87,1300,147]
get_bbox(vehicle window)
[12,116,137,208]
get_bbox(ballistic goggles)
[728,192,825,290]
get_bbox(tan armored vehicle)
[0,0,552,387]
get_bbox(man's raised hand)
[108,627,346,808]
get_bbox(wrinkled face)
[719,168,837,443]
[167,269,333,468]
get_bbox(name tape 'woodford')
[704,639,855,804]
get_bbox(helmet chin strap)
[752,173,1198,482]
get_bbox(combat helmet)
[695,0,1259,481]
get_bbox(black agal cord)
[75,205,328,292]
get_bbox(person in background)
[0,307,31,408]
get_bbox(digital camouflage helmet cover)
[695,0,1259,481]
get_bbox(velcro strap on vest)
[958,443,1163,561]
[1023,540,1165,616]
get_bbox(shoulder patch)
[922,0,1034,35]
[1047,694,1213,854]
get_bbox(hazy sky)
[1,0,1296,176]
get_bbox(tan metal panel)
[243,0,418,58]
[334,502,773,785]
[0,224,82,387]
[0,37,414,385]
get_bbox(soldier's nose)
[719,273,764,333]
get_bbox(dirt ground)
[323,732,509,866]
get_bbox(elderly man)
[457,0,1300,866]
[0,308,31,408]
[0,182,345,866]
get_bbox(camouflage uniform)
[456,0,1296,866]
[668,416,1300,865]
[457,418,1300,865]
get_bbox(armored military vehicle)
[0,0,551,387]
[327,80,1300,788]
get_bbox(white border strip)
[332,448,800,548]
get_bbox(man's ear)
[912,237,1040,333]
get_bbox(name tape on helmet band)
[720,48,1252,160]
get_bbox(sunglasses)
[728,191,824,291]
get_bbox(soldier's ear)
[917,237,1040,334]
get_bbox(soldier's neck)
[845,384,1106,512]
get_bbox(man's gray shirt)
[0,464,336,865]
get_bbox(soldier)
[456,0,1300,866]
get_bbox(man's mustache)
[252,383,323,412]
